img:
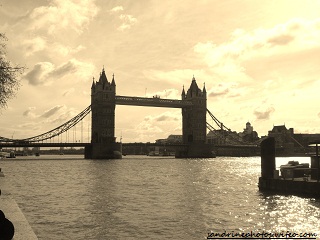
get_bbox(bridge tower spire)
[181,85,186,98]
[86,67,122,159]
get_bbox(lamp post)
[316,143,319,182]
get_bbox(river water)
[1,155,320,239]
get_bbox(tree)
[0,33,24,109]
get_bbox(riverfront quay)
[0,169,38,239]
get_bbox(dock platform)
[259,177,320,197]
[258,137,320,198]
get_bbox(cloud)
[18,106,82,138]
[62,88,75,97]
[40,105,65,118]
[193,18,320,82]
[208,85,229,97]
[135,121,163,133]
[22,107,37,118]
[48,61,78,79]
[125,111,181,142]
[22,109,32,117]
[50,108,79,124]
[144,111,180,122]
[146,89,180,99]
[24,59,95,85]
[22,104,70,122]
[118,14,138,31]
[17,122,41,131]
[254,107,275,120]
[28,0,99,35]
[267,34,294,46]
[23,37,47,56]
[184,16,320,124]
[208,82,246,98]
[82,90,90,96]
[144,69,204,85]
[108,5,137,31]
[24,62,55,85]
[263,79,280,90]
[53,44,85,56]
[110,6,123,12]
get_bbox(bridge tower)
[85,68,122,159]
[176,76,214,158]
[182,76,207,144]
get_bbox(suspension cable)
[0,105,91,143]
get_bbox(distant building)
[207,129,242,145]
[207,122,258,145]
[239,122,259,142]
[243,122,253,134]
[155,138,167,145]
[268,125,294,147]
[167,135,182,143]
[155,135,182,145]
[267,125,295,154]
[207,129,228,145]
[267,125,320,155]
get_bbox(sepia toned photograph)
[0,0,320,239]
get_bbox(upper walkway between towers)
[115,95,193,108]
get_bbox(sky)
[0,0,320,143]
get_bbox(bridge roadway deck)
[0,142,187,148]
[123,143,188,147]
[0,142,259,148]
[215,144,258,148]
[0,142,91,148]
[0,143,187,148]
[115,95,192,108]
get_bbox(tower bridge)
[0,67,254,158]
[89,68,213,158]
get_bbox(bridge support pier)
[84,143,122,159]
[175,143,215,158]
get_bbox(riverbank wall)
[0,168,38,239]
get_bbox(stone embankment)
[0,168,38,239]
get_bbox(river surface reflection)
[1,155,319,239]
